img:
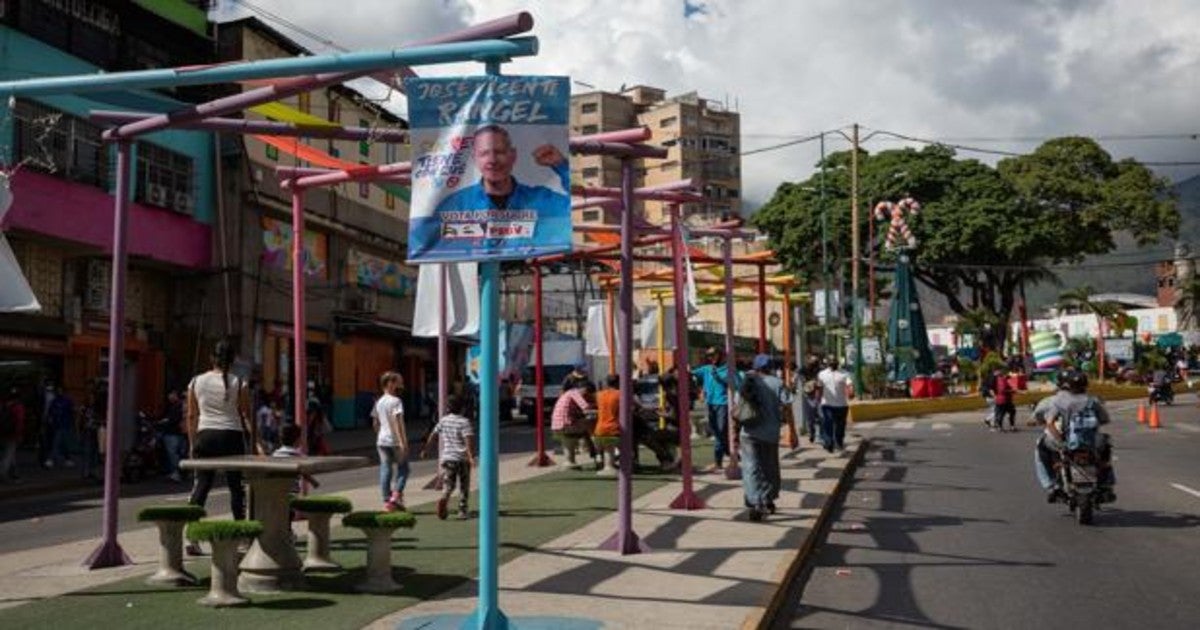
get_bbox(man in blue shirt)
[692,347,738,472]
[415,124,570,260]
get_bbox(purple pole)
[88,111,409,142]
[600,158,648,554]
[573,126,651,144]
[291,187,309,457]
[668,204,704,510]
[85,141,133,569]
[528,265,553,466]
[723,236,741,481]
[439,264,448,421]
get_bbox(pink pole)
[723,237,741,481]
[88,111,408,142]
[529,266,552,466]
[572,126,651,144]
[600,158,647,554]
[85,141,133,569]
[669,204,704,510]
[567,141,666,159]
[291,186,309,456]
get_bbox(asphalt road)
[0,424,539,555]
[779,396,1200,630]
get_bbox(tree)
[752,138,1179,351]
[1176,278,1200,331]
[1058,286,1127,379]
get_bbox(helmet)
[1061,369,1088,394]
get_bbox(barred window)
[135,142,195,215]
[12,99,107,187]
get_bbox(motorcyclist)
[1031,369,1116,504]
[1149,368,1174,404]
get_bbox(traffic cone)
[1137,402,1146,425]
[1149,404,1161,429]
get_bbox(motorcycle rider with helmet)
[1031,368,1116,504]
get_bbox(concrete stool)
[136,505,206,586]
[289,495,352,572]
[593,436,619,476]
[341,511,416,593]
[185,519,264,607]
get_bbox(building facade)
[0,0,217,447]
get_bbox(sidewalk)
[0,431,866,630]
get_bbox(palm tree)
[1058,286,1126,381]
[1176,277,1200,331]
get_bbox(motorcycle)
[1148,382,1174,406]
[1053,446,1103,525]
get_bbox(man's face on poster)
[473,129,517,189]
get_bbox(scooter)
[1053,446,1104,525]
[1148,381,1174,406]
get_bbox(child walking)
[421,395,475,520]
[373,371,409,512]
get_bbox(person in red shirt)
[992,368,1017,432]
[1,387,27,482]
[593,375,621,475]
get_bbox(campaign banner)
[404,75,572,263]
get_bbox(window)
[298,92,311,114]
[327,99,341,123]
[12,99,106,186]
[385,193,395,210]
[581,167,600,179]
[358,119,371,157]
[580,102,598,114]
[135,142,196,214]
[329,146,341,158]
[659,116,678,128]
[580,124,598,135]
[384,143,398,164]
[582,209,601,222]
[265,143,279,161]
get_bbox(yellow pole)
[657,292,666,428]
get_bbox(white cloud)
[217,0,1200,207]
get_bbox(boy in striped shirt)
[421,395,476,520]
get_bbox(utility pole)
[851,123,864,395]
[820,133,830,355]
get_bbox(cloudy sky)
[214,0,1200,209]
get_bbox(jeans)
[378,445,410,502]
[739,437,781,508]
[161,433,187,476]
[49,425,72,465]
[189,430,247,520]
[802,398,821,443]
[707,403,729,467]
[820,405,848,451]
[1035,434,1116,491]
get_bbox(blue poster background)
[404,75,572,263]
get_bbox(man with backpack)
[1032,369,1116,504]
[735,354,784,522]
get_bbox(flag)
[413,262,479,337]
[679,223,700,317]
[0,174,40,313]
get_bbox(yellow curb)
[848,383,1148,423]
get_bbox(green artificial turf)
[136,505,206,523]
[0,443,714,630]
[342,510,416,529]
[186,520,265,542]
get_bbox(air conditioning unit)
[146,183,168,207]
[174,192,193,214]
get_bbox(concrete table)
[180,455,368,593]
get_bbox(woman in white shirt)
[186,339,260,523]
[372,371,409,511]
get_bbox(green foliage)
[342,511,416,530]
[185,519,264,542]
[1135,346,1170,375]
[136,505,206,523]
[979,353,1007,379]
[861,363,889,399]
[290,495,353,514]
[752,138,1179,350]
[957,357,979,383]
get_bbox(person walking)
[693,346,737,472]
[421,395,476,520]
[0,388,26,482]
[737,355,784,521]
[992,368,1017,432]
[817,356,853,453]
[186,339,259,555]
[800,356,823,444]
[43,385,75,469]
[372,371,410,512]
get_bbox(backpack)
[1064,400,1100,451]
[0,402,15,439]
[734,375,764,427]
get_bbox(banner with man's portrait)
[404,75,572,262]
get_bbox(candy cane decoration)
[874,197,919,250]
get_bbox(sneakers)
[168,472,182,483]
[185,542,204,557]
[456,509,469,520]
[384,492,406,513]
[747,507,764,522]
[436,497,449,520]
[766,501,777,515]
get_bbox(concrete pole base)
[146,521,198,586]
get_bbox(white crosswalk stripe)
[890,420,916,430]
[1173,423,1200,433]
[931,422,953,431]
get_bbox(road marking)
[1174,424,1200,433]
[1170,483,1200,499]
[890,421,916,430]
[931,422,952,431]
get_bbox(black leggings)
[994,402,1016,429]
[188,429,247,520]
